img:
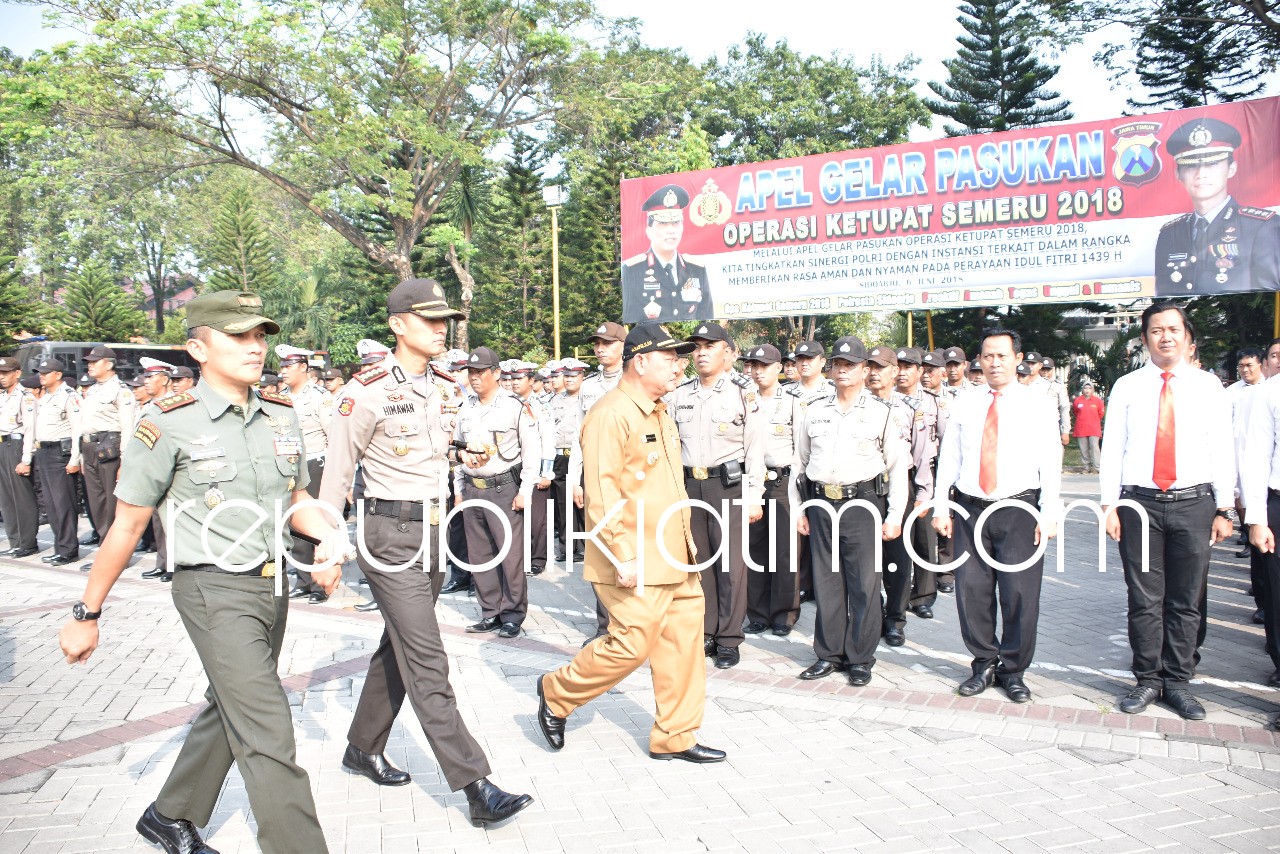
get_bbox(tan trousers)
[542,573,705,753]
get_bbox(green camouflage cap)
[185,291,280,335]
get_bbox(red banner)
[619,97,1280,323]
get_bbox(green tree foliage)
[58,262,149,341]
[0,255,54,342]
[926,0,1072,136]
[206,184,279,293]
[1183,292,1276,372]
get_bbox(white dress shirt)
[1098,360,1234,507]
[932,381,1062,515]
[1241,379,1280,524]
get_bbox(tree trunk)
[446,243,473,352]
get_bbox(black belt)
[766,466,791,482]
[809,477,878,501]
[555,448,572,457]
[176,560,277,578]
[82,431,121,443]
[365,497,441,524]
[0,434,21,443]
[684,463,736,480]
[1122,483,1212,503]
[957,488,1040,509]
[466,466,520,489]
[37,440,69,449]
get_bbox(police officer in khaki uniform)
[319,279,532,827]
[77,346,136,546]
[789,339,833,602]
[169,366,196,394]
[509,360,555,576]
[24,358,82,565]
[0,357,38,557]
[549,357,588,562]
[58,290,340,854]
[792,336,909,687]
[277,344,334,603]
[742,344,801,635]
[666,322,765,669]
[455,346,542,637]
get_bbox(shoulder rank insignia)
[785,385,804,398]
[677,376,697,388]
[134,418,162,449]
[354,365,390,385]
[730,372,751,389]
[154,391,197,413]
[622,252,647,268]
[1160,213,1192,231]
[430,365,455,384]
[1240,205,1276,220]
[256,389,293,407]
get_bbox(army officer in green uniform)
[58,290,344,854]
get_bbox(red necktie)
[979,389,999,495]
[1153,371,1177,490]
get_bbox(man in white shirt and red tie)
[1101,303,1236,721]
[933,328,1062,704]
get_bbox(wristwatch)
[71,601,101,621]
[1215,509,1236,521]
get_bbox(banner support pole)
[926,311,935,351]
[906,312,913,347]
[1274,292,1279,340]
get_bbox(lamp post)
[543,184,569,359]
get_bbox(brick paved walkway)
[0,473,1277,852]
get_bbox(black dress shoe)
[141,567,165,579]
[497,622,521,638]
[846,664,873,686]
[743,621,768,634]
[48,553,78,566]
[0,547,15,556]
[342,744,411,786]
[998,673,1032,703]
[536,674,565,750]
[1254,608,1266,625]
[1235,545,1251,558]
[530,564,545,575]
[958,662,996,697]
[9,547,38,558]
[466,616,501,633]
[463,777,533,827]
[798,589,813,603]
[771,624,792,636]
[354,600,380,612]
[1118,685,1160,714]
[1267,671,1280,689]
[80,532,101,546]
[288,586,310,599]
[883,627,905,647]
[703,637,716,657]
[799,660,838,680]
[714,645,740,669]
[1162,688,1206,721]
[308,592,329,604]
[41,554,56,563]
[911,604,934,619]
[441,577,473,594]
[937,580,955,593]
[135,802,219,854]
[160,572,173,583]
[649,743,726,763]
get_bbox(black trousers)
[908,508,940,609]
[953,494,1045,676]
[1117,490,1215,689]
[348,512,491,790]
[0,439,37,550]
[747,475,800,629]
[290,458,325,593]
[528,485,551,571]
[34,444,78,556]
[806,492,885,668]
[460,479,527,625]
[881,529,913,632]
[550,455,583,557]
[80,436,122,539]
[1262,492,1280,672]
[687,475,749,649]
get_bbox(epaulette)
[1160,213,1192,231]
[622,253,647,267]
[256,389,293,408]
[729,372,752,389]
[353,365,390,385]
[677,376,697,388]
[867,394,891,408]
[154,391,197,413]
[785,385,804,398]
[430,364,455,383]
[1240,205,1276,220]
[587,369,602,382]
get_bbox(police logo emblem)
[1111,121,1163,188]
[204,487,226,509]
[689,178,732,227]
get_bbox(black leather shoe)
[308,592,329,604]
[798,589,814,604]
[846,664,873,686]
[771,624,792,636]
[288,586,310,599]
[911,604,933,619]
[1163,688,1206,721]
[958,662,996,697]
[536,675,565,750]
[466,616,501,633]
[799,660,838,680]
[883,627,905,647]
[1254,608,1266,625]
[441,577,473,594]
[80,532,101,546]
[714,645,740,669]
[743,621,767,634]
[48,553,78,566]
[160,572,173,582]
[0,547,15,556]
[135,802,219,853]
[9,547,38,558]
[41,554,56,563]
[530,564,545,575]
[1235,545,1251,558]
[649,744,726,763]
[141,566,165,579]
[463,777,533,827]
[998,673,1032,703]
[937,580,955,593]
[1267,671,1280,689]
[497,622,521,638]
[1118,685,1160,714]
[354,600,380,612]
[342,744,410,786]
[704,637,716,657]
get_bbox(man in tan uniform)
[24,358,81,564]
[537,322,725,764]
[277,344,334,603]
[0,357,39,557]
[77,346,136,549]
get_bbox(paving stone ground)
[0,473,1277,852]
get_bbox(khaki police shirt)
[895,388,947,502]
[580,378,695,587]
[568,369,623,488]
[550,390,582,450]
[454,389,541,499]
[665,371,766,505]
[759,387,797,470]
[31,384,82,466]
[78,375,136,443]
[518,392,556,479]
[2,386,33,442]
[114,383,308,568]
[321,354,456,510]
[284,381,332,457]
[789,389,910,526]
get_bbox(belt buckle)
[429,505,441,525]
[263,561,276,578]
[692,466,709,480]
[1155,491,1174,502]
[473,477,488,489]
[766,470,777,482]
[823,483,843,500]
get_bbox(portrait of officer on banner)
[1155,117,1280,296]
[621,183,714,323]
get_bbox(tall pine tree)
[205,185,278,293]
[59,263,149,342]
[926,0,1072,136]
[1126,0,1262,109]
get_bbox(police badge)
[1111,121,1163,188]
[689,178,732,227]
